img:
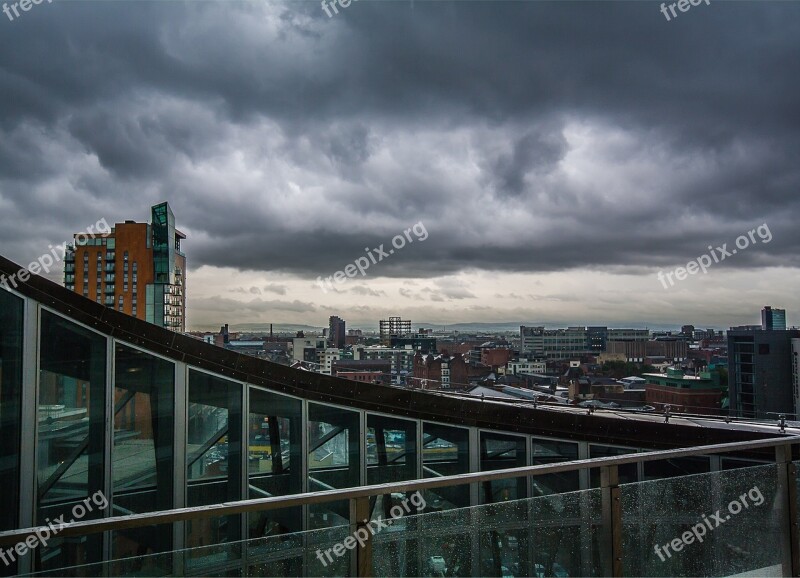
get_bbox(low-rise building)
[644,367,727,415]
[505,359,547,375]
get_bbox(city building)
[728,327,800,419]
[63,202,186,332]
[505,358,548,376]
[379,316,412,344]
[355,345,416,384]
[587,326,608,352]
[793,338,800,420]
[606,339,687,363]
[390,334,437,353]
[480,347,513,368]
[643,367,727,415]
[328,316,346,349]
[521,326,650,360]
[519,325,544,357]
[292,335,327,364]
[318,348,342,375]
[410,351,468,390]
[762,306,787,331]
[606,328,650,343]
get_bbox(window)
[0,291,23,534]
[480,432,527,503]
[38,312,106,570]
[248,389,303,538]
[187,370,243,549]
[423,423,470,509]
[308,403,361,530]
[112,344,175,558]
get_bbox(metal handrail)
[0,435,797,546]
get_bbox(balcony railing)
[1,436,798,577]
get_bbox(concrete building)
[762,306,787,331]
[644,368,727,415]
[521,326,650,360]
[355,346,416,384]
[390,334,437,353]
[379,316,412,344]
[607,329,650,343]
[728,327,800,419]
[505,359,548,375]
[63,202,186,331]
[328,316,346,349]
[319,348,342,375]
[292,336,327,364]
[606,339,687,363]
[793,338,800,419]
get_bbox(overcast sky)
[0,0,798,330]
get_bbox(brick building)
[63,202,186,331]
[410,352,468,390]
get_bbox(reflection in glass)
[531,438,579,495]
[37,311,107,571]
[589,445,638,486]
[0,290,23,536]
[112,343,175,559]
[480,432,526,503]
[308,403,360,530]
[248,388,303,542]
[187,370,243,552]
[423,423,470,510]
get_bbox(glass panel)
[27,522,351,578]
[187,370,243,554]
[248,388,303,539]
[367,415,418,521]
[622,463,783,577]
[0,290,23,576]
[372,488,604,577]
[643,456,710,481]
[589,445,638,486]
[0,290,23,535]
[111,344,175,558]
[36,311,107,572]
[423,423,470,509]
[531,437,579,496]
[480,432,526,503]
[308,403,361,530]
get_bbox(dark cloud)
[0,0,797,290]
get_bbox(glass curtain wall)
[111,344,175,559]
[307,403,360,530]
[0,290,23,578]
[36,311,107,572]
[248,388,303,539]
[186,370,243,554]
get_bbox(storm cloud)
[0,1,798,327]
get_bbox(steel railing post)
[601,465,623,577]
[776,444,799,576]
[350,496,372,577]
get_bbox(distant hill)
[190,323,324,334]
